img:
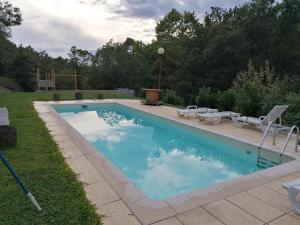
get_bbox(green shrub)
[161,89,184,106]
[234,80,264,117]
[216,89,235,111]
[232,61,280,117]
[262,80,287,114]
[283,93,300,127]
[195,87,217,108]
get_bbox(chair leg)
[288,187,300,215]
[233,121,243,127]
[257,125,267,133]
[212,117,221,125]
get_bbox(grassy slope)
[0,90,133,225]
[0,85,12,92]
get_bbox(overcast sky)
[9,0,246,57]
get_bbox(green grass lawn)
[0,90,134,225]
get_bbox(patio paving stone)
[127,198,176,225]
[226,192,284,223]
[66,155,104,185]
[247,186,291,212]
[177,207,224,225]
[165,194,198,214]
[268,214,300,225]
[204,199,264,225]
[152,217,183,225]
[84,181,120,207]
[97,200,141,225]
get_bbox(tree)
[90,38,151,91]
[10,46,36,91]
[156,8,199,41]
[68,46,92,72]
[0,0,22,37]
[0,34,17,75]
[67,46,93,89]
[154,9,201,102]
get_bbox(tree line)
[0,0,300,115]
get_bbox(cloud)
[9,0,247,57]
[11,17,103,57]
[136,148,241,199]
[91,0,247,19]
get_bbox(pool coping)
[34,99,300,225]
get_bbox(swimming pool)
[54,103,293,200]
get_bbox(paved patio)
[34,99,300,225]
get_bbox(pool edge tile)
[127,198,176,225]
[186,187,226,206]
[165,194,199,214]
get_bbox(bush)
[216,89,235,111]
[232,61,281,116]
[283,93,300,127]
[75,91,83,100]
[234,80,264,117]
[262,80,287,114]
[161,89,184,106]
[195,87,217,108]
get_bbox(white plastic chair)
[283,178,300,214]
[177,106,207,118]
[233,105,288,130]
[199,111,240,125]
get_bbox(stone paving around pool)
[34,99,300,225]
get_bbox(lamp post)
[127,45,133,55]
[157,47,164,90]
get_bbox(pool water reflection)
[55,103,267,200]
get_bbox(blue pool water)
[54,103,291,200]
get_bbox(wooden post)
[74,70,77,91]
[36,67,40,91]
[53,70,56,92]
[158,55,163,90]
[46,73,49,91]
[50,69,54,92]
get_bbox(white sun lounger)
[0,108,9,126]
[232,105,288,131]
[199,111,240,124]
[283,178,300,214]
[177,106,211,118]
[177,105,198,118]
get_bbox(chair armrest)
[187,105,197,110]
[208,109,218,113]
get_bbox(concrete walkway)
[34,99,300,225]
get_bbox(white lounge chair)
[0,108,9,126]
[199,111,240,125]
[177,106,210,118]
[232,105,288,131]
[283,178,300,214]
[177,105,197,118]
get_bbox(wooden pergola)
[36,67,81,91]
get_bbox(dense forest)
[1,0,300,124]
